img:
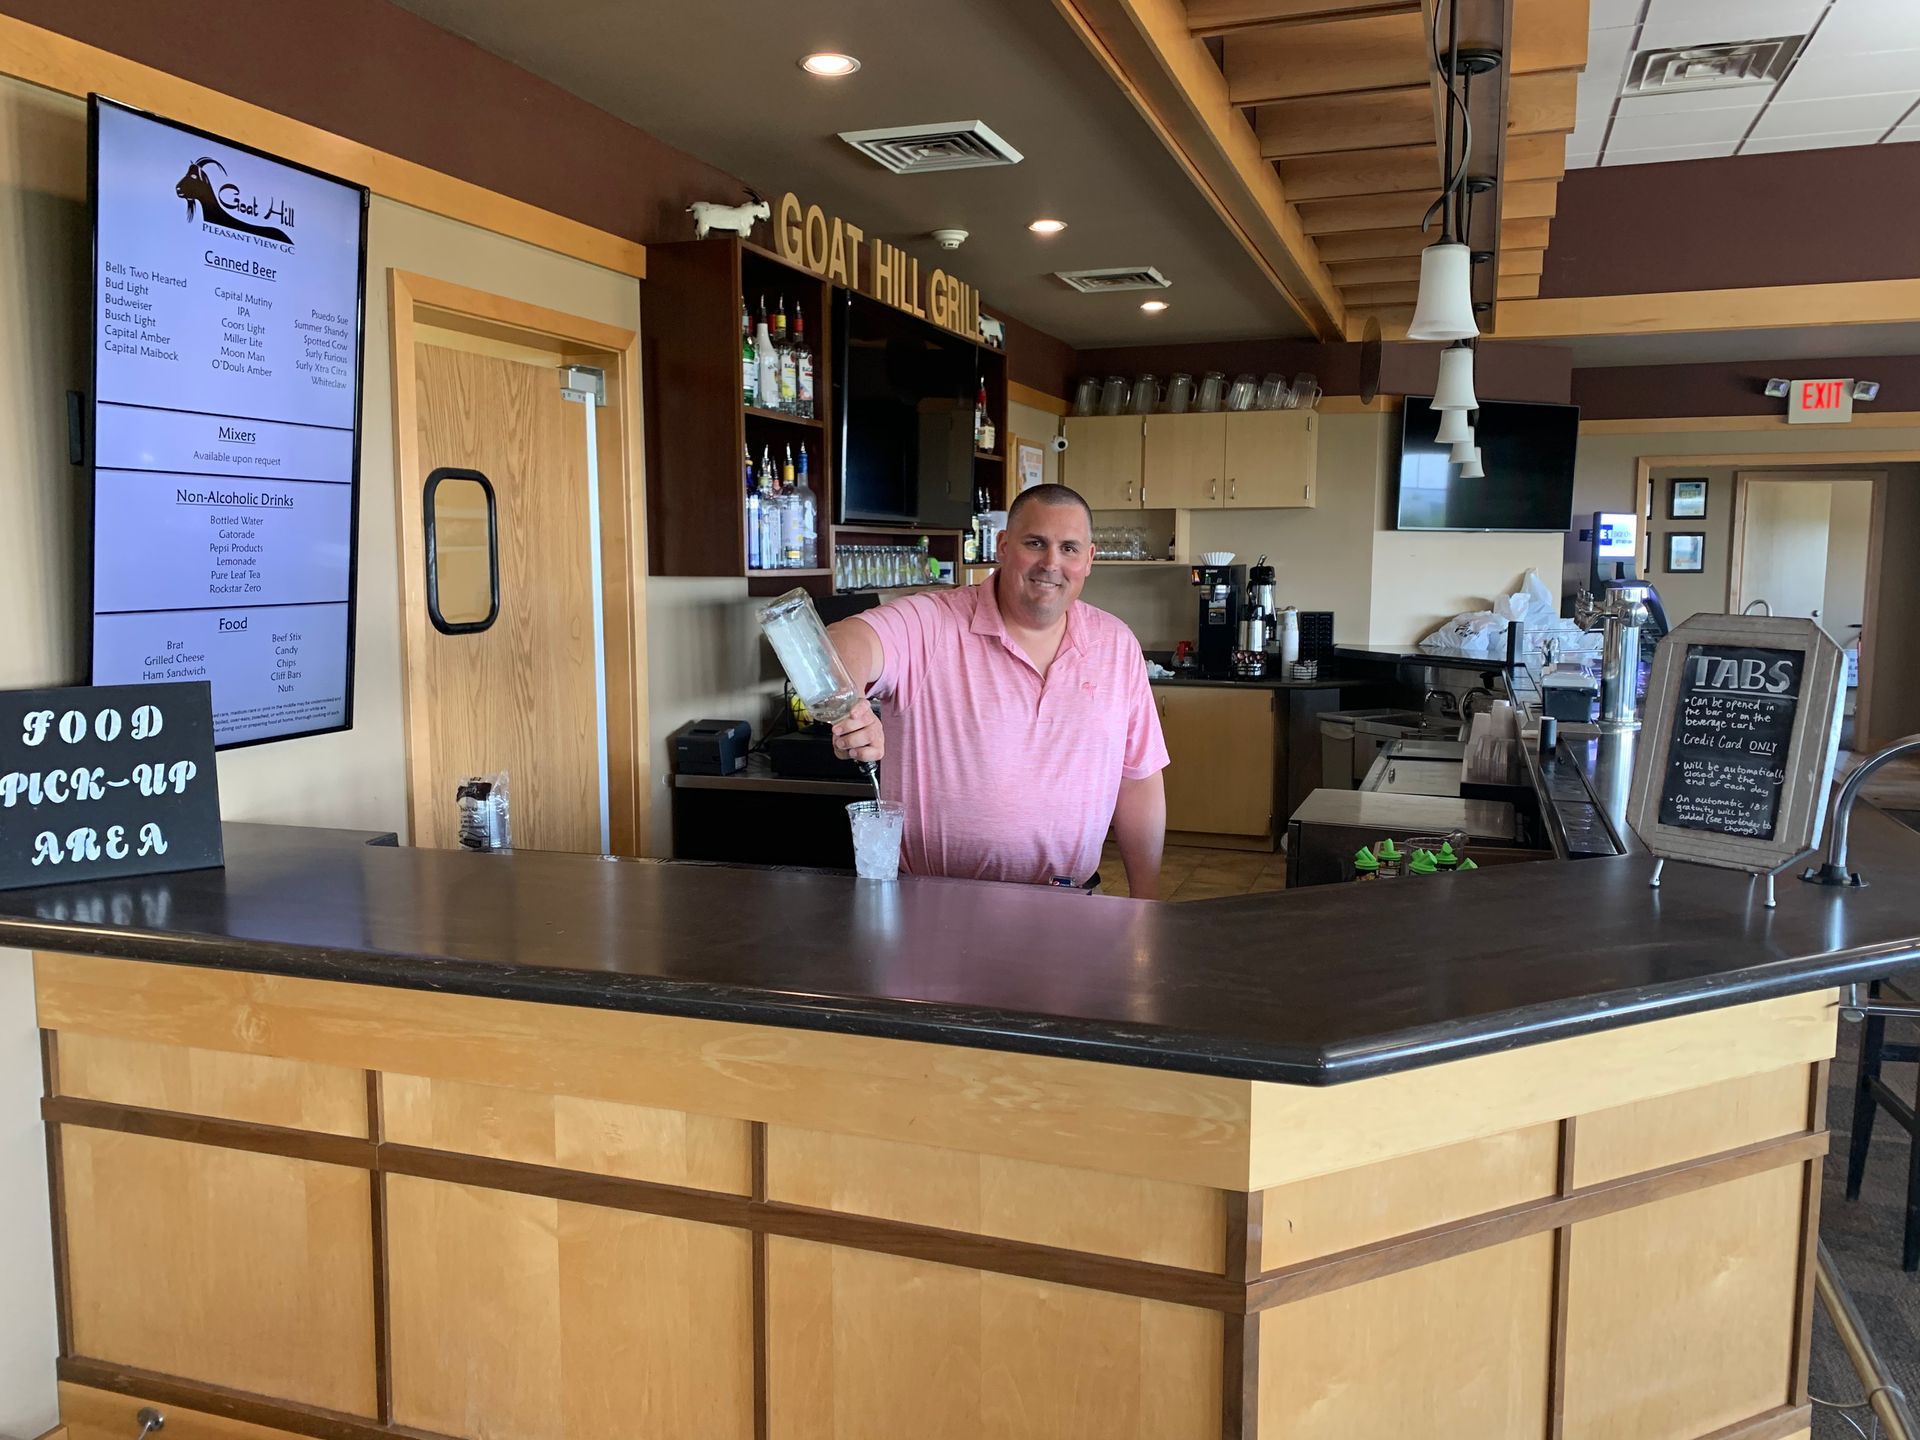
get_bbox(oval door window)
[424,467,499,634]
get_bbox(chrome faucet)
[1803,734,1920,887]
[1743,599,1773,616]
[1420,688,1459,720]
[1460,685,1498,718]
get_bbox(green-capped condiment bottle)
[1375,836,1403,877]
[1456,857,1479,872]
[1408,849,1439,876]
[1352,846,1380,881]
[1435,840,1460,870]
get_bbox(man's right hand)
[831,699,885,765]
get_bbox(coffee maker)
[1192,563,1245,679]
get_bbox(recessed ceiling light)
[1028,218,1067,235]
[800,52,861,76]
[1140,300,1169,313]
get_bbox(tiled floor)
[1097,842,1286,900]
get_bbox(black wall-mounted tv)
[1393,395,1579,532]
[832,289,975,529]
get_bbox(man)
[826,483,1169,896]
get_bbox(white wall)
[0,74,644,1431]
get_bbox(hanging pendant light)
[1449,434,1477,465]
[1460,448,1486,479]
[1435,406,1472,444]
[1432,342,1478,411]
[1408,242,1478,342]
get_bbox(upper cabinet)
[1061,412,1317,512]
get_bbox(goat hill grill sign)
[770,192,982,340]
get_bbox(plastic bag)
[1419,568,1588,663]
[456,771,512,853]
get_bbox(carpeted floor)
[1813,1012,1920,1436]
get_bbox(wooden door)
[1062,417,1144,509]
[1156,686,1275,837]
[1144,413,1226,509]
[1224,411,1318,508]
[411,342,602,852]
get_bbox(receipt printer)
[674,718,751,776]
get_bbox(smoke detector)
[1053,266,1172,294]
[1623,35,1804,95]
[930,228,969,250]
[838,121,1023,175]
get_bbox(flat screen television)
[1393,395,1579,532]
[832,289,975,529]
[87,97,368,749]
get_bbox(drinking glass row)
[1072,371,1321,417]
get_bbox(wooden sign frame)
[1625,615,1845,880]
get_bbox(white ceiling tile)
[1805,1,1920,55]
[1586,24,1640,83]
[1566,150,1601,169]
[1783,47,1920,98]
[1740,128,1889,153]
[1588,0,1646,30]
[1748,91,1918,138]
[1893,111,1920,142]
[1601,139,1743,166]
[1612,87,1779,117]
[1639,0,1825,51]
[1605,101,1764,151]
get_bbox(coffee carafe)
[1246,559,1276,654]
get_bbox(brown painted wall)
[1542,146,1920,299]
[1574,356,1920,420]
[1379,341,1572,405]
[1001,312,1077,398]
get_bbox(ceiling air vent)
[1623,35,1805,95]
[838,121,1023,175]
[1053,266,1172,294]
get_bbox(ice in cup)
[846,800,904,881]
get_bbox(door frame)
[1633,449,1912,750]
[389,269,651,854]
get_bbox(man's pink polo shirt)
[853,577,1169,886]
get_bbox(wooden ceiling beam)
[1224,11,1431,104]
[1275,129,1561,200]
[1051,0,1346,336]
[1312,214,1548,261]
[1188,0,1417,37]
[1339,271,1536,304]
[1253,69,1575,159]
[1507,66,1577,134]
[1511,0,1590,76]
[1299,179,1548,235]
[1326,245,1542,284]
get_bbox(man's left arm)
[1112,772,1166,899]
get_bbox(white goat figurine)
[688,194,770,241]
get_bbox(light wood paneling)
[61,1126,376,1415]
[1508,69,1579,136]
[386,1175,753,1440]
[1316,215,1551,263]
[0,14,644,278]
[382,1072,753,1192]
[1188,0,1417,35]
[1327,247,1542,285]
[764,1125,1225,1270]
[1260,1123,1558,1269]
[1503,180,1561,220]
[1223,409,1316,507]
[1572,1065,1814,1189]
[1512,0,1591,75]
[1143,411,1228,508]
[1062,415,1146,509]
[60,1384,302,1440]
[765,1239,1219,1440]
[1255,70,1574,159]
[1259,1234,1555,1437]
[36,954,1257,1188]
[1008,380,1069,416]
[54,1032,368,1136]
[1245,989,1835,1190]
[1157,687,1276,836]
[1279,131,1564,201]
[1564,1165,1803,1440]
[1495,278,1920,340]
[1225,11,1430,104]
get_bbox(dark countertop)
[4,801,1918,1086]
[1148,674,1352,691]
[670,752,872,798]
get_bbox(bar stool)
[1844,979,1920,1271]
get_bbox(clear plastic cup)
[847,801,904,880]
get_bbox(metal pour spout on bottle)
[757,588,881,796]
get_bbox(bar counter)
[20,780,1917,1440]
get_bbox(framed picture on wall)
[1669,477,1708,518]
[1014,437,1046,494]
[1666,532,1706,573]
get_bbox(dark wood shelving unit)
[644,236,1010,591]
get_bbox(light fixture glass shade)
[1433,344,1479,411]
[1449,435,1477,465]
[1407,243,1479,342]
[1460,450,1486,479]
[1434,406,1472,444]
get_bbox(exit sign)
[1787,378,1854,424]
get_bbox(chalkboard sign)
[0,682,224,890]
[1626,617,1844,876]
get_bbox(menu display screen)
[88,98,367,749]
[1657,644,1804,840]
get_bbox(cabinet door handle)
[1304,482,1311,502]
[1209,478,1217,500]
[1126,480,1134,502]
[1229,477,1237,501]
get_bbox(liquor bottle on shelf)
[744,445,761,570]
[794,444,818,567]
[793,308,815,419]
[757,446,783,569]
[780,445,804,567]
[974,382,988,450]
[754,298,780,415]
[776,298,799,414]
[741,302,758,409]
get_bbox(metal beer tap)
[1574,584,1652,732]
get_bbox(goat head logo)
[175,156,294,245]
